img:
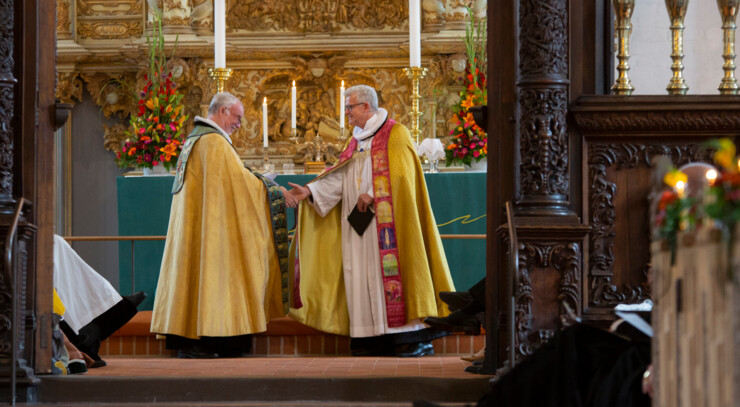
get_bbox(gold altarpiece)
[56,0,484,166]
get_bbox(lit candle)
[706,169,718,185]
[339,80,345,129]
[291,81,296,129]
[675,180,686,198]
[409,0,421,67]
[214,0,226,69]
[262,97,268,148]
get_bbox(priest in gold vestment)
[285,85,454,357]
[151,93,292,358]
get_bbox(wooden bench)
[99,311,485,358]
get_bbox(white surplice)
[307,109,427,338]
[53,234,122,333]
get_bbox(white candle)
[214,0,226,69]
[339,80,345,129]
[291,81,296,129]
[409,0,421,67]
[262,97,268,147]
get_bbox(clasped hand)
[283,182,311,208]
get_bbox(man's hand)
[283,182,311,208]
[357,193,373,213]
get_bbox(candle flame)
[341,80,344,87]
[292,80,295,87]
[706,169,718,184]
[263,97,267,104]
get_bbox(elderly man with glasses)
[285,85,454,357]
[151,92,295,358]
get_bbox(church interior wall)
[68,91,121,289]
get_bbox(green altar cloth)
[117,173,486,310]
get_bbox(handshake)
[280,182,311,208]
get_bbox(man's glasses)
[345,102,366,112]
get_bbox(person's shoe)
[177,345,219,359]
[460,346,485,362]
[424,310,481,335]
[125,291,147,308]
[439,291,474,312]
[413,401,442,407]
[395,341,434,357]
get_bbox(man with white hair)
[151,92,295,358]
[285,85,454,357]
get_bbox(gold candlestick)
[208,67,233,94]
[612,0,636,95]
[666,0,690,95]
[718,0,740,94]
[262,146,270,173]
[403,67,428,145]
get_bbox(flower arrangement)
[115,16,187,171]
[445,7,487,168]
[655,168,694,264]
[703,138,740,228]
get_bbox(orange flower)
[140,136,151,142]
[159,143,177,161]
[447,143,458,150]
[464,112,476,124]
[461,95,475,109]
[145,99,154,110]
[165,104,173,114]
[127,147,137,156]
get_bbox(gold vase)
[612,0,636,95]
[665,0,690,95]
[718,0,740,94]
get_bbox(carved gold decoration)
[666,0,689,95]
[611,0,635,95]
[103,123,129,154]
[80,72,137,118]
[56,73,84,104]
[57,0,73,39]
[718,0,740,94]
[77,21,143,39]
[77,0,143,16]
[190,0,213,30]
[59,0,478,162]
[226,0,408,33]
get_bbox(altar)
[117,173,487,310]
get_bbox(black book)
[347,204,375,236]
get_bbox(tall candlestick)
[262,97,268,147]
[339,80,345,129]
[214,0,226,69]
[409,0,421,67]
[291,81,297,129]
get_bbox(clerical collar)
[194,116,233,144]
[353,108,388,142]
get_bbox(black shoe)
[177,346,219,359]
[125,291,147,308]
[396,341,434,357]
[424,310,481,335]
[439,291,474,312]
[413,401,442,407]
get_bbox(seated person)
[53,234,145,366]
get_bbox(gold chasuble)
[151,128,285,340]
[288,121,454,336]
